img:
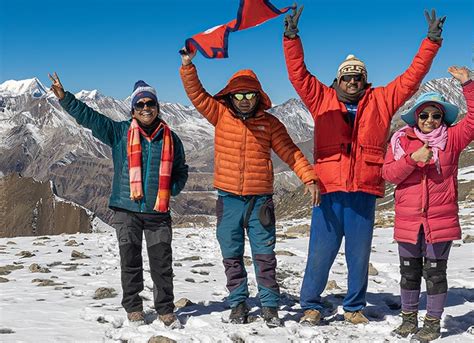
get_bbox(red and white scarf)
[127,118,174,212]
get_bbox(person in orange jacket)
[282,6,444,325]
[179,48,319,327]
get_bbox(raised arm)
[283,6,329,118]
[49,73,120,147]
[446,66,474,150]
[381,10,444,116]
[179,49,227,126]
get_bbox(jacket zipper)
[347,114,360,190]
[140,141,153,212]
[239,125,247,194]
[420,169,432,242]
[421,170,427,214]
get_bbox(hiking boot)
[344,310,369,324]
[127,311,145,325]
[300,309,321,326]
[261,307,282,328]
[229,302,249,324]
[391,311,418,338]
[159,313,181,328]
[410,316,441,342]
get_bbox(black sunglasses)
[341,74,364,82]
[232,92,258,101]
[134,100,157,110]
[418,112,443,120]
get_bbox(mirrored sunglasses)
[134,100,157,109]
[232,92,257,101]
[418,112,443,120]
[341,74,364,82]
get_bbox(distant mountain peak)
[75,89,102,100]
[0,78,48,98]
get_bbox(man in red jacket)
[282,6,444,325]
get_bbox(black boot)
[391,311,418,338]
[262,307,282,328]
[411,316,441,342]
[229,302,249,324]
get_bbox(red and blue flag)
[184,0,291,58]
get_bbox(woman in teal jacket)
[49,73,188,328]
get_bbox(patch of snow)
[1,209,472,342]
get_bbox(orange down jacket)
[180,64,317,195]
[284,37,441,197]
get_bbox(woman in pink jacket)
[383,66,473,342]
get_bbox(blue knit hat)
[401,92,459,126]
[131,80,158,110]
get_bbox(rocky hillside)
[0,173,93,238]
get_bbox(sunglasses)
[418,112,443,120]
[341,74,364,82]
[232,92,258,101]
[134,100,157,110]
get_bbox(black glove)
[425,9,446,42]
[284,4,303,39]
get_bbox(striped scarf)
[127,118,174,212]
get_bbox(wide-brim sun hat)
[401,91,459,126]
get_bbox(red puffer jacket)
[383,81,474,244]
[180,64,316,195]
[283,37,441,197]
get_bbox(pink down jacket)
[382,81,474,244]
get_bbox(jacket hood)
[214,69,272,111]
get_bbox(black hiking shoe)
[229,302,249,324]
[391,311,418,338]
[262,307,282,328]
[410,316,441,342]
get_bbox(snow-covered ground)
[0,205,473,343]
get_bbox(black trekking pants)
[112,210,174,315]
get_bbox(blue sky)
[1,0,472,105]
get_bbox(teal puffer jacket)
[60,92,188,213]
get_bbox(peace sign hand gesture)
[48,72,65,100]
[424,9,446,42]
[284,3,304,39]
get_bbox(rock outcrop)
[0,173,93,237]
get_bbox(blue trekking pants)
[300,191,376,312]
[216,190,280,308]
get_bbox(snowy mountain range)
[0,76,470,224]
[0,77,314,222]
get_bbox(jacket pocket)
[315,145,342,186]
[360,145,385,186]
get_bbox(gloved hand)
[425,9,446,42]
[284,4,303,39]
